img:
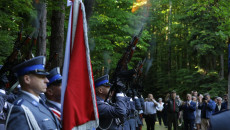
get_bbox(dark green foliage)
[0,0,35,64]
[89,0,150,78]
[0,0,230,100]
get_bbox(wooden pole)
[228,39,230,109]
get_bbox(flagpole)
[61,0,99,129]
[61,2,72,118]
[228,39,230,109]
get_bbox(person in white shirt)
[144,94,158,130]
[156,98,164,126]
[195,94,203,130]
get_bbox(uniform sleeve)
[6,105,30,130]
[97,96,127,119]
[134,97,142,110]
[139,98,145,109]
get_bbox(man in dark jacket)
[167,90,180,130]
[198,93,215,130]
[180,94,196,130]
[214,97,224,114]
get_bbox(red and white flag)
[61,0,99,129]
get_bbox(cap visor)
[34,71,50,76]
[102,83,112,87]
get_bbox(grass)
[142,120,168,130]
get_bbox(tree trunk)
[220,54,224,80]
[50,1,65,70]
[84,0,95,22]
[168,0,172,87]
[228,38,230,109]
[36,3,47,56]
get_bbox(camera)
[203,97,208,101]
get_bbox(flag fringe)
[81,1,99,127]
[72,121,97,130]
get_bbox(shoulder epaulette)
[14,99,24,106]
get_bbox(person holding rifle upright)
[95,75,127,130]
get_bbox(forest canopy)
[0,0,230,98]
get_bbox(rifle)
[134,58,146,84]
[25,38,36,60]
[0,29,34,90]
[104,27,144,102]
[132,58,146,95]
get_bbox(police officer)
[209,110,230,130]
[124,89,137,130]
[45,67,62,120]
[133,90,143,129]
[95,75,127,130]
[6,56,61,130]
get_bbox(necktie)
[173,100,175,112]
[39,99,48,108]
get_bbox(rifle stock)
[0,30,33,90]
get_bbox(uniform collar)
[0,89,5,94]
[96,96,104,101]
[21,90,40,103]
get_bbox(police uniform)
[126,96,137,130]
[95,75,127,130]
[209,110,230,130]
[123,89,139,130]
[45,67,62,120]
[134,95,143,129]
[6,56,61,130]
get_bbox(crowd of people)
[0,56,229,130]
[143,90,229,130]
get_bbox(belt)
[146,114,156,116]
[127,116,135,119]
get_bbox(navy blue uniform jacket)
[96,95,127,130]
[209,110,230,130]
[6,92,61,130]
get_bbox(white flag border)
[61,0,99,129]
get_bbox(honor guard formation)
[0,55,228,130]
[0,1,230,130]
